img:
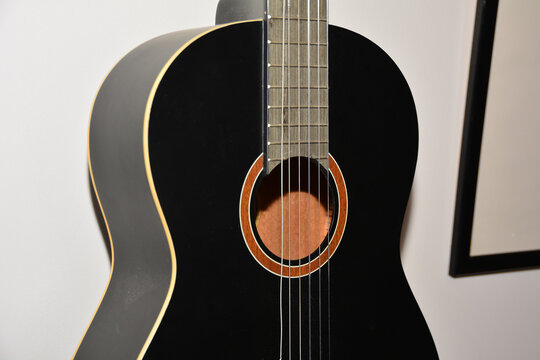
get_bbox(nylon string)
[307,0,312,358]
[325,1,331,356]
[317,0,323,357]
[297,1,302,359]
[279,0,287,357]
[287,2,292,360]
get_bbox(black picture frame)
[449,0,540,277]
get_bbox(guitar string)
[325,0,331,357]
[287,2,292,359]
[297,1,302,359]
[307,0,312,358]
[317,0,323,357]
[280,0,287,357]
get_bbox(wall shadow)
[400,185,415,255]
[88,170,112,263]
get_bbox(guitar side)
[75,24,247,360]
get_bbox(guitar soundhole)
[254,157,333,262]
[239,154,347,277]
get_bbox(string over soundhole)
[255,157,331,262]
[239,154,347,277]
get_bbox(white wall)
[1,0,539,359]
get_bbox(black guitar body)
[77,20,437,360]
[144,22,436,359]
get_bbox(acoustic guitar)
[75,0,438,358]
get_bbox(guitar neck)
[266,0,329,173]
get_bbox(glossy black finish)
[146,22,437,358]
[450,0,540,277]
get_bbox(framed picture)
[450,0,540,276]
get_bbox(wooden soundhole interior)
[240,154,347,277]
[254,157,332,261]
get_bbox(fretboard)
[266,0,329,173]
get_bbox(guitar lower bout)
[239,154,348,277]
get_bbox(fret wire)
[268,85,327,89]
[268,123,328,127]
[268,140,328,145]
[269,41,328,46]
[269,64,328,68]
[270,16,328,21]
[268,105,328,109]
